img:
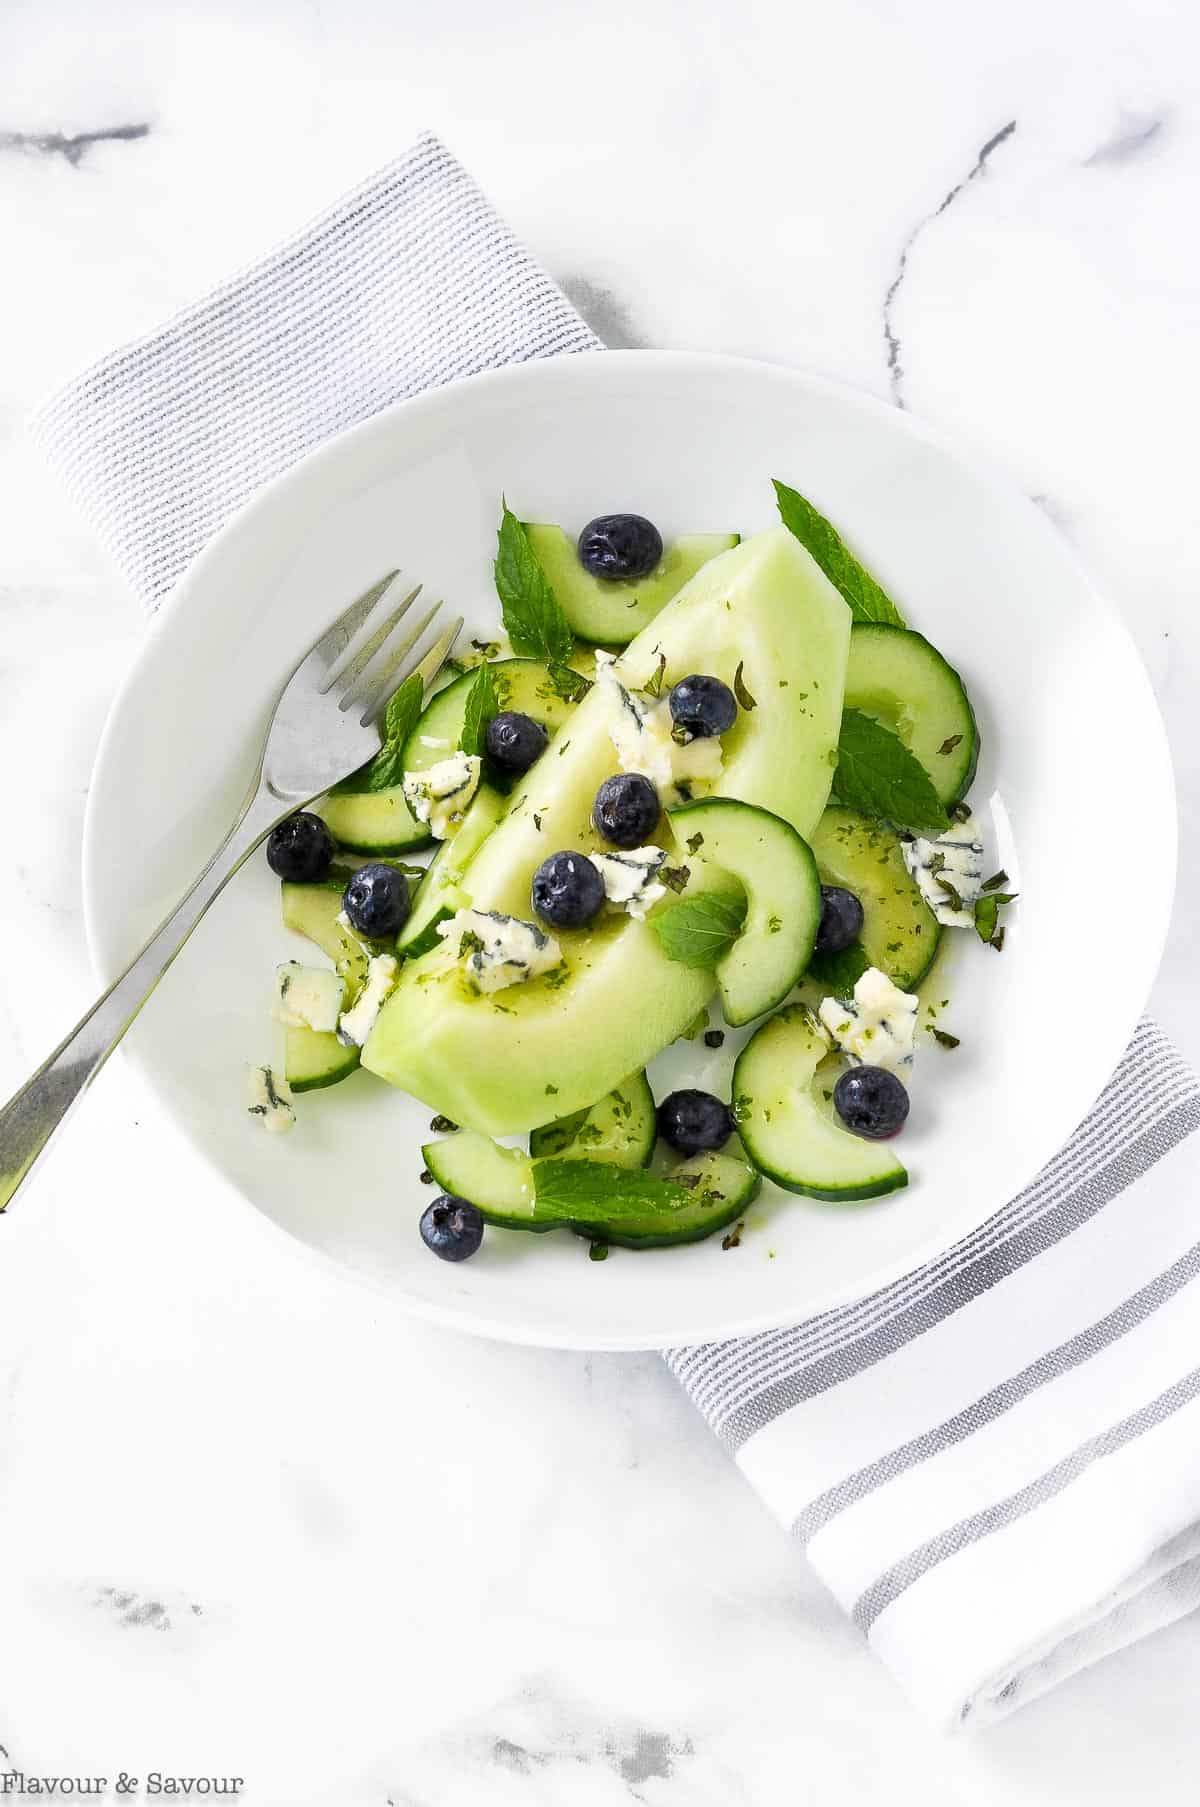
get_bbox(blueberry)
[592,773,661,848]
[668,674,737,738]
[342,863,410,938]
[266,811,335,883]
[420,1194,484,1262]
[531,850,606,929]
[486,710,548,777]
[657,1088,733,1156]
[814,885,865,956]
[577,513,664,582]
[833,1067,910,1140]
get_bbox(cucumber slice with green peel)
[422,1134,758,1247]
[844,625,979,805]
[284,1025,359,1092]
[670,798,821,1025]
[281,881,376,1002]
[523,524,740,645]
[807,806,940,991]
[569,1153,760,1249]
[317,785,431,855]
[423,1131,549,1231]
[529,1070,656,1167]
[733,1005,907,1202]
[396,786,508,959]
[401,657,586,779]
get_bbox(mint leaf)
[494,503,574,663]
[459,661,497,758]
[773,479,905,627]
[330,671,424,794]
[533,1159,697,1221]
[546,662,592,703]
[807,940,871,995]
[652,892,747,967]
[832,709,948,835]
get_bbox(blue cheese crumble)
[819,967,918,1073]
[902,814,985,928]
[337,953,399,1046]
[438,907,563,994]
[402,752,481,839]
[273,962,345,1034]
[246,1064,296,1134]
[597,656,723,802]
[589,846,668,921]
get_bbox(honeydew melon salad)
[249,491,1015,1263]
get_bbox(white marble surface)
[3,0,1200,1799]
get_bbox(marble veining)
[0,122,151,166]
[882,119,1017,407]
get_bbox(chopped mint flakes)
[733,661,757,711]
[974,890,1017,947]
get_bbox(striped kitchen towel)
[33,133,1199,1731]
[32,132,600,609]
[669,1020,1200,1728]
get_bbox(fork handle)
[0,786,291,1212]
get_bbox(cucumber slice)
[844,625,979,805]
[523,524,740,645]
[317,785,430,855]
[397,786,508,958]
[573,1153,760,1249]
[422,1133,758,1248]
[807,806,940,991]
[281,881,374,1002]
[529,1070,656,1167]
[733,1005,907,1201]
[670,798,821,1025]
[423,1131,549,1230]
[401,657,586,778]
[284,1026,359,1093]
[281,882,377,1092]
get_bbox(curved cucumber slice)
[807,806,940,991]
[844,625,978,805]
[422,1133,758,1248]
[397,786,508,958]
[733,1005,907,1201]
[281,881,376,1092]
[281,881,374,1002]
[317,785,430,855]
[670,798,821,1024]
[529,1070,656,1167]
[401,657,585,777]
[423,1131,549,1230]
[523,524,740,645]
[284,1026,358,1092]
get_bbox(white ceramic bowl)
[84,352,1176,1349]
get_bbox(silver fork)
[0,572,462,1211]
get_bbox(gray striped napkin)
[33,134,1198,1730]
[32,132,600,608]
